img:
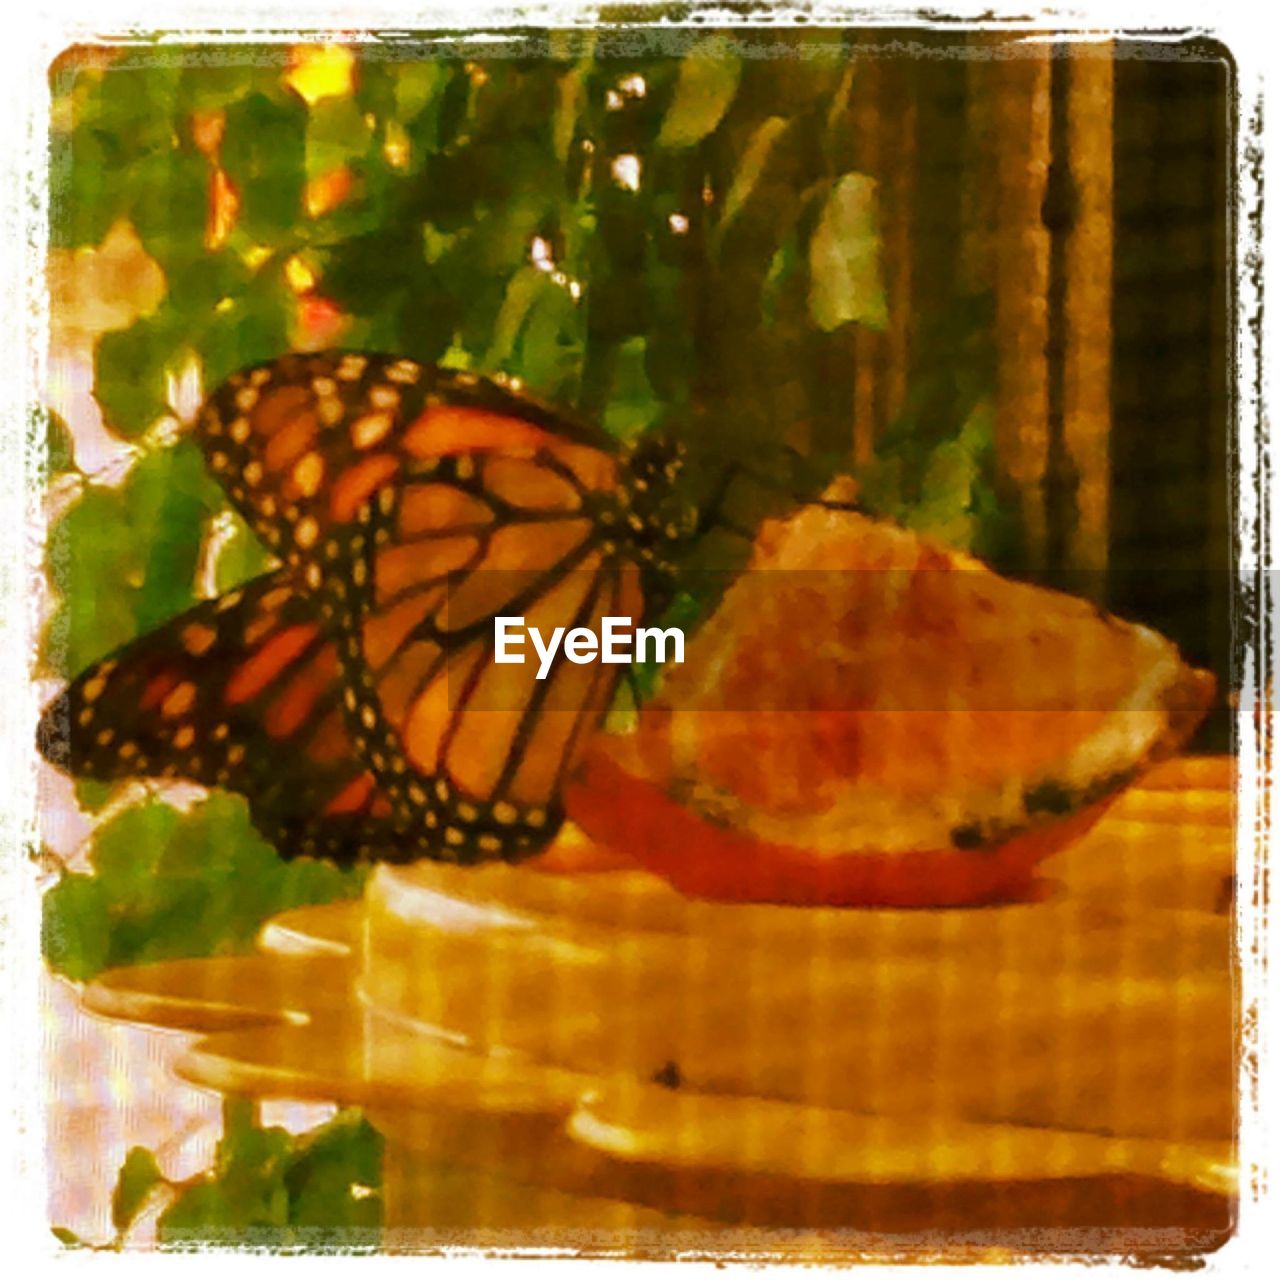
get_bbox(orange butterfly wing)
[322,463,646,862]
[196,350,621,569]
[36,571,413,862]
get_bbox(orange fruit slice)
[566,506,1216,906]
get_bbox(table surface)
[79,754,1240,1259]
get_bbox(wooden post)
[993,44,1054,569]
[1061,43,1114,575]
[850,45,882,467]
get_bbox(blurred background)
[40,26,1234,1247]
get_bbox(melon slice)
[565,505,1216,906]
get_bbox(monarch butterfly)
[37,350,697,865]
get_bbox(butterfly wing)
[36,571,409,863]
[196,351,622,567]
[320,457,646,864]
[42,353,659,867]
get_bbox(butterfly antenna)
[694,459,755,539]
[693,452,867,544]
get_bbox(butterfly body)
[39,351,695,866]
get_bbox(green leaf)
[221,93,307,243]
[306,97,374,179]
[129,148,210,269]
[484,266,546,369]
[51,64,183,248]
[198,266,292,387]
[94,316,180,438]
[88,63,182,150]
[391,62,446,122]
[51,1226,88,1249]
[49,124,117,249]
[284,1112,384,1232]
[718,115,788,231]
[74,777,118,813]
[42,486,139,677]
[41,873,111,981]
[42,791,364,981]
[164,251,252,316]
[903,398,997,550]
[399,64,459,160]
[124,443,225,634]
[657,36,741,149]
[213,512,274,593]
[821,65,860,173]
[422,223,457,265]
[40,441,223,678]
[808,173,888,333]
[552,64,586,163]
[41,407,76,476]
[160,1109,292,1238]
[92,802,182,898]
[517,279,584,402]
[112,1147,166,1231]
[603,337,660,441]
[909,438,982,548]
[760,232,800,324]
[177,58,262,111]
[157,1107,383,1246]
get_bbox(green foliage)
[96,1103,384,1248]
[112,1148,165,1231]
[200,267,294,389]
[41,793,364,982]
[74,777,118,813]
[222,93,308,243]
[41,406,76,475]
[603,336,661,440]
[43,483,140,679]
[41,441,225,677]
[41,872,111,981]
[212,510,276,593]
[717,114,788,232]
[51,63,182,249]
[855,292,1002,555]
[657,36,742,148]
[93,317,178,437]
[859,400,1000,554]
[153,1103,383,1248]
[49,34,967,542]
[809,173,888,333]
